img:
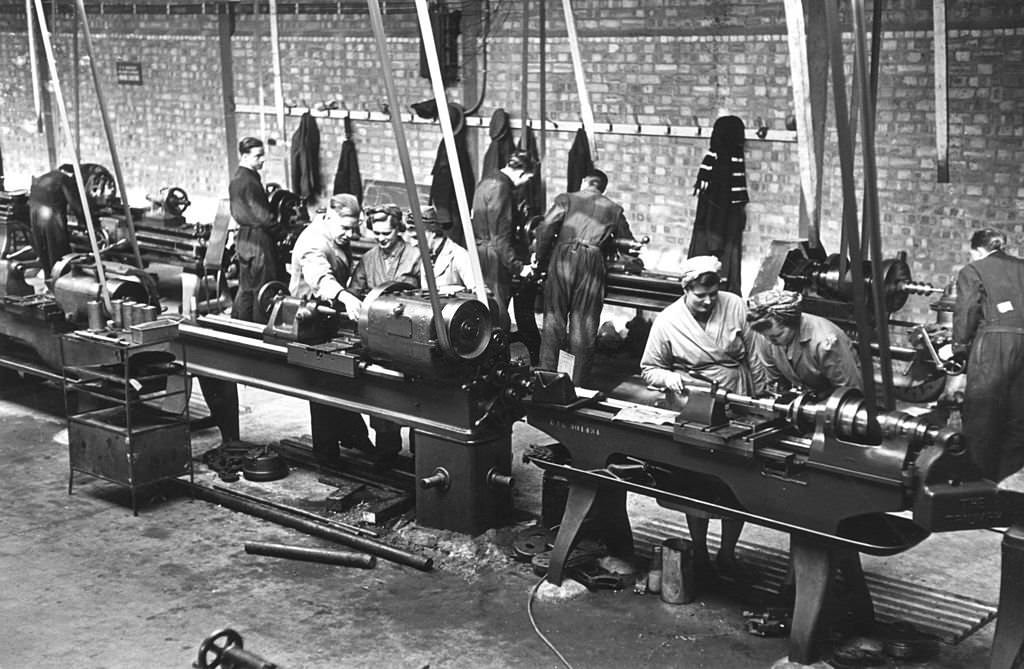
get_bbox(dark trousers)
[478,242,512,331]
[196,376,240,443]
[29,206,70,279]
[512,280,541,364]
[539,244,606,386]
[309,402,372,460]
[964,329,1024,481]
[232,255,278,323]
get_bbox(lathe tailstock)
[524,379,1024,665]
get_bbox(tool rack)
[61,330,192,514]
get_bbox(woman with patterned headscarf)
[640,256,765,586]
[746,289,862,394]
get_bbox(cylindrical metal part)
[647,545,663,594]
[142,305,159,322]
[244,541,376,569]
[212,485,377,537]
[183,482,433,571]
[86,299,104,331]
[131,302,148,326]
[110,298,123,328]
[420,467,450,491]
[120,300,136,329]
[660,538,696,605]
[486,468,514,490]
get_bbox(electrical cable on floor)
[527,576,575,669]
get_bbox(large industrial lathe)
[176,283,530,536]
[524,382,1024,666]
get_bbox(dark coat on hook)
[332,117,362,205]
[688,115,749,294]
[290,112,321,203]
[566,128,594,193]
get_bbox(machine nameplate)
[545,417,601,437]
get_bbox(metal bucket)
[660,537,696,604]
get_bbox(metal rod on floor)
[244,541,377,569]
[184,481,433,571]
[212,484,378,537]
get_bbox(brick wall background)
[1,0,1022,323]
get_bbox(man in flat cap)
[746,288,861,394]
[640,255,765,584]
[289,192,373,461]
[413,206,475,293]
[535,169,634,386]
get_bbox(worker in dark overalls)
[230,137,283,323]
[535,169,633,385]
[470,151,537,331]
[29,163,115,279]
[953,227,1024,482]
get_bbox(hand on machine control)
[334,290,363,318]
[518,265,535,280]
[663,372,687,394]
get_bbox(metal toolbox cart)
[61,330,192,515]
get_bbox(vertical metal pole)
[26,0,42,134]
[823,0,877,415]
[74,0,145,270]
[364,0,454,350]
[32,0,113,314]
[411,0,488,307]
[218,1,239,175]
[268,0,289,185]
[27,0,58,166]
[538,0,547,163]
[72,1,80,157]
[520,0,529,125]
[933,0,949,183]
[561,0,597,158]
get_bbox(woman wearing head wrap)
[746,289,862,394]
[640,256,765,583]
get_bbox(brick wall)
[1,0,1022,323]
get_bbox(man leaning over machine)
[535,169,634,386]
[288,194,374,463]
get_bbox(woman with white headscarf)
[640,256,765,585]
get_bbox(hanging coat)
[688,115,749,294]
[482,108,514,176]
[429,126,475,248]
[566,128,594,193]
[332,118,363,206]
[290,112,321,203]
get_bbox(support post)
[560,0,597,158]
[218,1,239,175]
[74,0,145,270]
[933,0,949,182]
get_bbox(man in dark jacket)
[29,163,115,278]
[535,170,633,385]
[230,137,282,322]
[953,227,1024,481]
[470,151,537,331]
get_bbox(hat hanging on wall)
[410,98,466,135]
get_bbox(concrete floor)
[0,368,1010,669]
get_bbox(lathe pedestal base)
[414,431,513,536]
[990,524,1024,668]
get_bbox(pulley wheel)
[257,281,289,321]
[441,298,493,361]
[196,628,244,669]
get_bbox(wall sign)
[115,61,143,86]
